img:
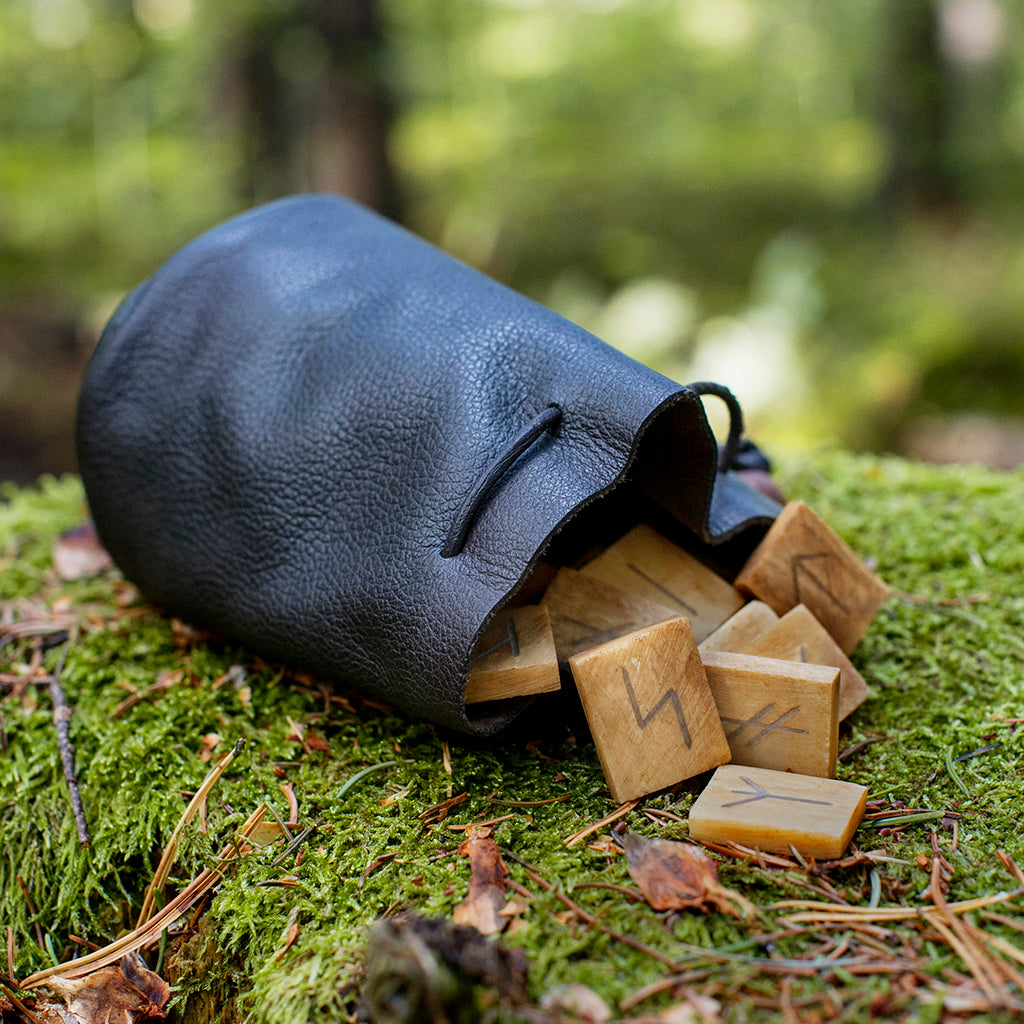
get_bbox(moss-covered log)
[2,453,1024,1022]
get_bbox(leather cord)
[442,404,563,558]
[687,381,745,473]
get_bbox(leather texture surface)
[76,195,780,734]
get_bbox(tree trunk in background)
[877,0,962,214]
[239,0,402,219]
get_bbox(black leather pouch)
[76,195,780,735]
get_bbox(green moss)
[4,453,1024,1021]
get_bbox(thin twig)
[0,979,44,1024]
[953,743,1001,763]
[270,825,317,869]
[563,799,638,847]
[838,736,887,761]
[46,636,89,847]
[447,814,517,831]
[15,877,43,951]
[485,794,570,807]
[618,970,714,1012]
[525,868,678,970]
[111,677,178,719]
[572,881,644,901]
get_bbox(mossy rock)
[2,453,1024,1023]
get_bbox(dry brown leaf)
[303,730,331,755]
[540,983,612,1022]
[246,820,290,847]
[53,522,113,581]
[0,994,75,1023]
[622,832,756,919]
[620,998,720,1024]
[45,953,169,1023]
[197,733,221,763]
[452,831,511,935]
[274,921,301,961]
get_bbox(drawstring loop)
[686,381,745,473]
[442,404,562,558]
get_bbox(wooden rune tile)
[688,764,868,860]
[540,567,676,661]
[700,651,840,778]
[738,605,871,721]
[568,617,731,803]
[733,501,889,655]
[579,524,745,643]
[698,601,780,655]
[464,605,561,704]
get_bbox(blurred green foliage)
[4,0,1024,468]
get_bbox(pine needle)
[563,799,638,847]
[776,888,1023,924]
[20,804,268,990]
[136,739,246,928]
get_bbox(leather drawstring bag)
[76,195,781,735]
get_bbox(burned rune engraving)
[626,563,698,616]
[722,776,832,808]
[720,703,807,747]
[471,617,520,662]
[791,553,851,615]
[621,666,692,748]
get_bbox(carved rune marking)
[791,553,851,615]
[621,666,692,747]
[626,563,698,616]
[722,776,832,808]
[471,617,520,662]
[557,616,623,649]
[720,704,807,747]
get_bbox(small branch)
[15,877,43,952]
[524,867,679,970]
[46,637,89,847]
[0,978,44,1024]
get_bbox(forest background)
[4,0,1024,484]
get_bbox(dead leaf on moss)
[44,952,169,1022]
[197,733,221,762]
[621,832,756,919]
[246,819,290,847]
[540,983,612,1022]
[274,921,301,961]
[53,522,113,581]
[619,998,720,1024]
[452,830,513,935]
[168,617,222,650]
[0,994,73,1023]
[303,730,331,756]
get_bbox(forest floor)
[2,451,1024,1023]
